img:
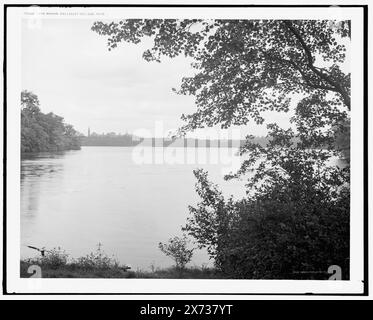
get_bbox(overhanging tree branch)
[283,21,350,110]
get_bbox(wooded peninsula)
[21,91,81,153]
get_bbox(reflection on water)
[21,147,246,270]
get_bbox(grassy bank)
[20,246,220,279]
[20,261,220,279]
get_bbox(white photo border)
[4,4,368,295]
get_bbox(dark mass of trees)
[21,91,81,153]
[93,19,351,279]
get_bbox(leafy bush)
[158,236,194,269]
[184,158,349,279]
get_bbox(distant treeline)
[21,91,81,153]
[81,133,269,148]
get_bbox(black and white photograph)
[3,3,368,296]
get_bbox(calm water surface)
[21,146,246,270]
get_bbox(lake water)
[21,146,246,270]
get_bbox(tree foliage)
[21,91,81,153]
[92,19,350,132]
[93,19,351,278]
[183,92,350,278]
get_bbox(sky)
[21,18,294,138]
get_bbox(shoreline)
[20,260,220,279]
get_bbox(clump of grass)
[133,266,221,279]
[71,243,121,271]
[21,243,131,278]
[23,247,69,270]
